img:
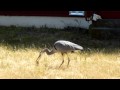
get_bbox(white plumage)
[36,40,83,68]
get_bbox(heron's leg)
[66,53,70,67]
[36,52,42,66]
[59,53,64,68]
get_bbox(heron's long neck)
[44,48,55,55]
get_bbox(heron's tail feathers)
[74,45,84,50]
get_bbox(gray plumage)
[36,40,83,68]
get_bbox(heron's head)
[43,48,51,53]
[44,48,49,51]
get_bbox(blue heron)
[36,40,83,68]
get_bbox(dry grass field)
[0,26,119,79]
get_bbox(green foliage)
[89,19,120,40]
[0,25,119,52]
[89,24,120,40]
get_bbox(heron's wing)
[62,41,83,50]
[54,41,83,52]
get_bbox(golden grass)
[0,45,120,79]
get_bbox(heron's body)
[36,40,83,68]
[54,40,83,53]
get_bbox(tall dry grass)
[0,45,120,79]
[0,26,119,79]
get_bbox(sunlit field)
[0,26,119,79]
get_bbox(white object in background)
[92,14,102,21]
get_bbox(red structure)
[0,11,69,16]
[0,11,119,29]
[0,11,120,19]
[85,11,120,19]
